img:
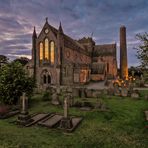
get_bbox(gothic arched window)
[39,42,43,60]
[48,75,51,84]
[43,75,46,84]
[50,41,55,64]
[45,38,49,60]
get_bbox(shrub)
[42,91,52,101]
[0,62,35,105]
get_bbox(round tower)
[120,26,128,79]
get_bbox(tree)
[0,55,8,63]
[135,32,148,69]
[0,62,35,105]
[0,55,9,68]
[13,57,29,66]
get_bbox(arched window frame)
[50,41,55,64]
[44,38,49,61]
[39,42,43,60]
[40,70,52,84]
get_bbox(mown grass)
[0,90,148,148]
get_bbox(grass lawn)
[0,91,148,148]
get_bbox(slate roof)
[93,44,116,57]
[39,21,88,54]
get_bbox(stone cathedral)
[27,18,118,90]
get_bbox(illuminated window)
[39,42,43,60]
[80,69,88,83]
[45,38,49,60]
[50,41,55,64]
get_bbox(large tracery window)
[50,41,55,64]
[39,42,43,60]
[45,38,49,60]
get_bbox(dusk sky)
[0,0,148,67]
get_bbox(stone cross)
[21,92,28,113]
[64,97,69,118]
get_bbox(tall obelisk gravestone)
[120,26,128,79]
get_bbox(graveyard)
[0,88,148,147]
[0,1,148,148]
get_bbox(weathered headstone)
[121,86,128,97]
[51,93,60,105]
[17,93,32,125]
[131,90,140,99]
[85,89,92,98]
[51,89,60,105]
[108,82,114,95]
[92,90,102,98]
[72,88,79,97]
[128,82,134,94]
[114,84,120,96]
[64,97,68,118]
[59,97,72,129]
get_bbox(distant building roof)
[94,44,116,57]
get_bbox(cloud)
[0,0,147,67]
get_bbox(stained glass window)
[39,42,43,60]
[45,38,49,60]
[50,41,55,64]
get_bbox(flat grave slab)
[38,114,63,128]
[25,113,51,127]
[58,117,83,132]
[0,110,19,119]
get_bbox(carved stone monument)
[17,93,32,125]
[59,97,72,129]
